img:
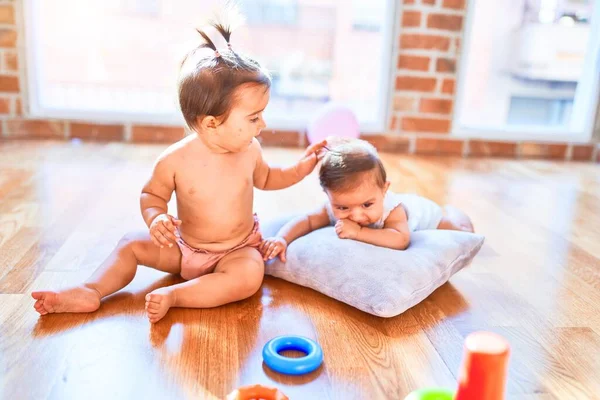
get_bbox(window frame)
[23,0,396,133]
[452,0,600,143]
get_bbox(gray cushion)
[262,216,484,318]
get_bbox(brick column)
[0,0,21,136]
[388,0,466,155]
[594,91,600,139]
[595,97,600,161]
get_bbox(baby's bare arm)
[253,140,326,190]
[356,206,411,250]
[276,205,330,245]
[140,150,176,228]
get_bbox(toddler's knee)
[117,232,145,253]
[239,279,262,299]
[238,260,264,298]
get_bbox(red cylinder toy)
[455,331,510,400]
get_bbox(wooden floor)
[1,140,600,399]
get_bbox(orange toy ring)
[226,384,289,400]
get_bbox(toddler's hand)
[295,139,328,178]
[259,237,288,262]
[335,219,361,240]
[150,214,182,248]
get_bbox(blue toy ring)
[262,335,323,375]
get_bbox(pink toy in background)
[306,103,360,144]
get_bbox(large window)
[24,0,394,131]
[454,0,600,142]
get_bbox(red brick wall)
[0,1,20,126]
[391,0,463,152]
[388,0,598,161]
[0,0,598,161]
[595,91,600,148]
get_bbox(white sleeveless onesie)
[326,191,443,232]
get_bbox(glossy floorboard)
[1,140,599,399]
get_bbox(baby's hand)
[149,214,182,248]
[259,237,288,262]
[335,219,361,240]
[295,139,328,178]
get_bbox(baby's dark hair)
[319,138,387,192]
[178,19,271,132]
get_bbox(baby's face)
[214,84,270,152]
[326,180,389,226]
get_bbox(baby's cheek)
[370,208,384,221]
[332,210,345,220]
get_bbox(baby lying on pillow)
[260,138,474,261]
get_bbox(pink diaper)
[177,215,262,280]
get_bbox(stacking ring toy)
[404,387,455,400]
[262,335,323,375]
[226,384,288,400]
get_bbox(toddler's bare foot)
[448,205,474,232]
[31,285,101,315]
[145,288,175,323]
[439,205,475,233]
